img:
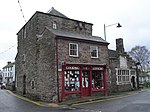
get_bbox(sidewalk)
[58,89,148,106]
[8,89,149,107]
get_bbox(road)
[0,89,150,112]
[0,90,97,112]
[73,90,150,112]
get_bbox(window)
[92,71,104,89]
[53,22,57,29]
[69,43,78,57]
[64,70,80,91]
[116,69,130,85]
[131,70,136,75]
[90,46,98,58]
[31,80,35,89]
[22,54,26,62]
[22,27,26,39]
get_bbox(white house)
[2,62,15,84]
[0,70,2,84]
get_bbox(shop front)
[61,63,107,100]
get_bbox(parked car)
[1,83,6,89]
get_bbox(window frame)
[52,21,57,29]
[116,68,130,85]
[64,70,80,92]
[69,43,79,57]
[31,80,35,89]
[90,46,98,58]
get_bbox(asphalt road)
[1,89,150,112]
[0,90,98,112]
[73,90,150,112]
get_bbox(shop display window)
[92,71,104,89]
[64,70,80,91]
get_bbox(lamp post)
[104,23,122,41]
[135,62,141,89]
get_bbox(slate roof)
[47,7,68,18]
[3,62,15,69]
[45,27,109,44]
[108,49,118,58]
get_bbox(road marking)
[7,90,147,107]
[72,93,137,106]
[7,90,59,107]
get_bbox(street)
[73,90,150,112]
[0,90,98,112]
[0,90,61,112]
[0,89,150,112]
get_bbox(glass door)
[82,71,90,96]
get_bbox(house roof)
[44,27,109,44]
[3,62,15,69]
[108,49,118,58]
[47,7,68,18]
[17,8,93,34]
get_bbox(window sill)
[91,57,98,59]
[69,55,79,58]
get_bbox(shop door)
[82,71,90,96]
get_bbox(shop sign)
[92,67,103,70]
[82,66,90,70]
[66,66,79,70]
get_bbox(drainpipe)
[55,38,60,102]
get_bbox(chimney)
[7,61,11,65]
[116,38,124,54]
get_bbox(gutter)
[55,38,60,102]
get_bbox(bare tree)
[128,46,150,71]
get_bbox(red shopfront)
[61,63,107,100]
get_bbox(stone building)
[108,38,137,92]
[16,7,110,102]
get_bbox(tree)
[128,46,150,71]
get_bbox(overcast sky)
[0,0,150,69]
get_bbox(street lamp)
[104,23,122,41]
[135,62,141,89]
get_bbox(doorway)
[131,76,136,89]
[23,75,26,95]
[82,71,90,96]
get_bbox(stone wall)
[109,38,136,93]
[57,38,110,98]
[16,11,109,102]
[36,12,93,36]
[16,13,39,95]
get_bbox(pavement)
[7,89,149,107]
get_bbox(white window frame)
[69,43,78,57]
[116,68,130,85]
[53,22,57,29]
[90,46,98,58]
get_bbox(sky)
[0,0,150,69]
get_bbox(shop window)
[92,71,104,89]
[69,43,78,57]
[64,70,80,91]
[90,46,98,58]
